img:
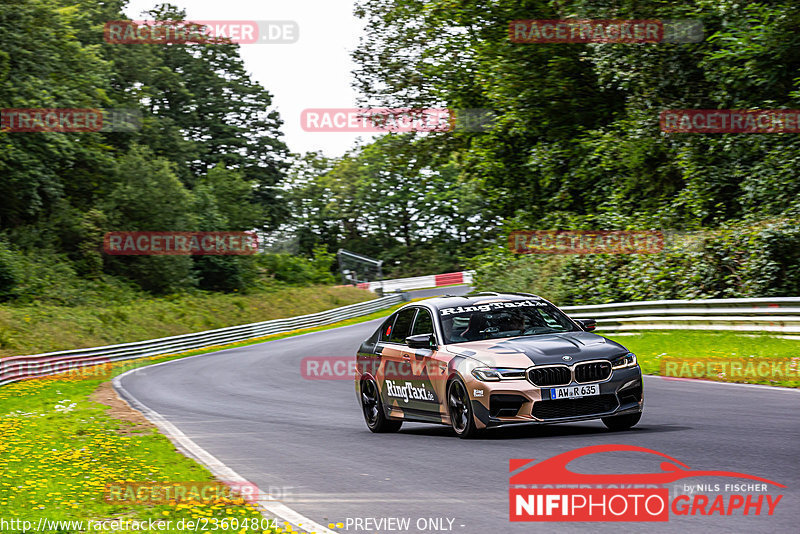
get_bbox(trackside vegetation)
[5,0,800,306]
[471,220,800,305]
[0,362,278,534]
[0,285,373,358]
[603,331,800,388]
[282,1,800,294]
[0,302,411,534]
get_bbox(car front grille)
[532,394,618,420]
[527,366,570,387]
[574,361,612,383]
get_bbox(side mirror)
[575,318,597,332]
[405,334,436,349]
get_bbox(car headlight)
[471,367,527,381]
[611,352,637,369]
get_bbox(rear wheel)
[602,411,642,431]
[361,378,402,433]
[448,378,480,438]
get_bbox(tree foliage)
[0,1,289,299]
[277,0,800,292]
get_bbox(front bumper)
[469,366,643,429]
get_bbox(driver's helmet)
[497,312,523,331]
[461,313,489,340]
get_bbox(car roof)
[406,292,548,313]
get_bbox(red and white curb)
[354,270,474,293]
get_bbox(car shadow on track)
[397,422,692,440]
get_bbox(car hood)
[444,331,628,367]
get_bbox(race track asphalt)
[118,287,799,534]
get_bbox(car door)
[377,307,417,412]
[405,307,443,414]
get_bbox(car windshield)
[438,299,579,344]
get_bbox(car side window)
[532,308,570,330]
[411,309,434,338]
[389,308,417,344]
[378,316,395,342]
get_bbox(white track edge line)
[113,369,336,534]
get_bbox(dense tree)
[272,0,800,292]
[351,0,800,229]
[278,135,494,276]
[2,0,800,299]
[0,1,289,298]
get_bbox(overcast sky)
[124,0,373,157]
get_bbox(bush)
[258,247,335,285]
[0,247,98,306]
[471,220,800,305]
[102,146,198,294]
[0,244,22,301]
[194,256,258,292]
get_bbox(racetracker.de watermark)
[660,109,800,133]
[509,231,664,254]
[1,108,141,132]
[302,356,449,381]
[0,358,138,383]
[103,231,258,256]
[300,108,496,133]
[104,481,291,504]
[509,19,703,43]
[661,358,799,381]
[104,20,299,44]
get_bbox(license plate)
[547,384,599,400]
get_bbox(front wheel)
[447,378,480,438]
[602,411,642,431]
[361,378,402,433]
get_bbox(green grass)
[0,299,407,534]
[0,370,276,533]
[0,285,373,358]
[603,331,800,387]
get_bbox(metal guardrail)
[4,294,797,386]
[562,297,800,333]
[0,293,405,387]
